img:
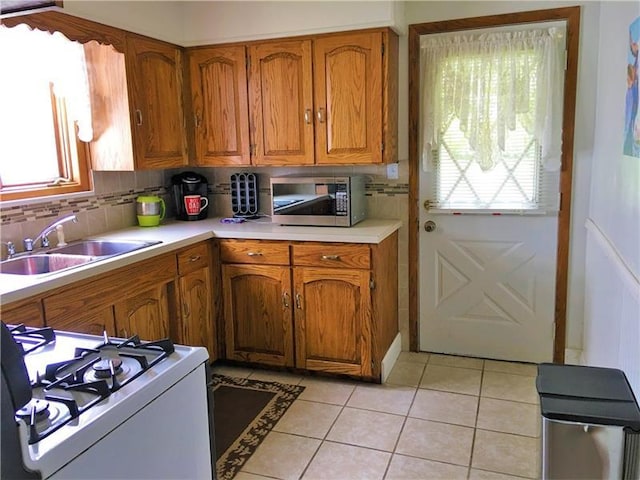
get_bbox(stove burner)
[16,399,50,421]
[93,358,123,378]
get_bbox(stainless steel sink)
[0,254,96,275]
[0,240,162,275]
[48,239,161,257]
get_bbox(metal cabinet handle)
[304,109,312,124]
[316,108,325,123]
[189,255,201,262]
[295,293,302,309]
[135,109,143,126]
[194,114,201,128]
[283,292,290,308]
[321,254,340,261]
[247,252,262,257]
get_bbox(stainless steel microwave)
[270,175,367,227]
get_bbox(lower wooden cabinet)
[1,299,45,328]
[222,264,294,366]
[4,242,216,361]
[177,242,216,358]
[113,283,172,340]
[218,234,398,380]
[293,267,371,376]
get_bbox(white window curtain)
[421,27,565,172]
[0,24,93,142]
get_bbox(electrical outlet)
[386,163,399,180]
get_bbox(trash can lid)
[536,363,640,430]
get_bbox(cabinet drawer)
[177,242,210,275]
[292,243,370,269]
[219,240,290,265]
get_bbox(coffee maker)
[171,172,209,221]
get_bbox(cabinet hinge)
[369,279,375,290]
[371,360,375,370]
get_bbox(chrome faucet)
[23,214,78,252]
[1,241,16,260]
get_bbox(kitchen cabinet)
[218,234,398,380]
[125,35,188,169]
[187,27,398,167]
[114,283,172,340]
[220,241,294,366]
[177,242,216,358]
[1,299,45,328]
[248,39,315,166]
[292,243,372,376]
[188,45,251,166]
[42,253,178,342]
[83,35,188,171]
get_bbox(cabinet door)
[114,283,171,341]
[2,301,45,328]
[47,307,116,337]
[179,266,215,359]
[189,45,250,166]
[248,40,314,165]
[293,267,372,376]
[126,36,187,169]
[313,32,383,164]
[222,264,294,366]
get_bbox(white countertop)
[0,217,401,304]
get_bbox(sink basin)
[0,254,96,275]
[48,239,161,257]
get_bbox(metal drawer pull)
[304,109,312,124]
[247,252,263,257]
[189,255,201,262]
[135,109,143,126]
[316,108,326,123]
[295,293,302,309]
[321,255,340,261]
[283,292,290,308]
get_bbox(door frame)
[408,6,581,362]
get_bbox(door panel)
[419,215,557,362]
[222,264,294,366]
[249,40,314,165]
[313,32,382,164]
[189,45,250,165]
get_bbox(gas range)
[1,322,213,479]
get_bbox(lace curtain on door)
[421,27,565,172]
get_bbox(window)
[421,26,565,212]
[0,24,92,201]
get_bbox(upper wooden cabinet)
[248,39,315,166]
[187,28,398,166]
[313,32,382,164]
[125,36,188,169]
[188,45,251,166]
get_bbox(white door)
[417,23,566,363]
[419,212,558,362]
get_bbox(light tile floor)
[212,352,541,480]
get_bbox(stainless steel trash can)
[536,363,640,480]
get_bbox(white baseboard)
[381,333,402,383]
[564,348,583,365]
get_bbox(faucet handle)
[23,238,34,252]
[41,235,50,248]
[1,241,16,259]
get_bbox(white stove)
[1,323,214,479]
